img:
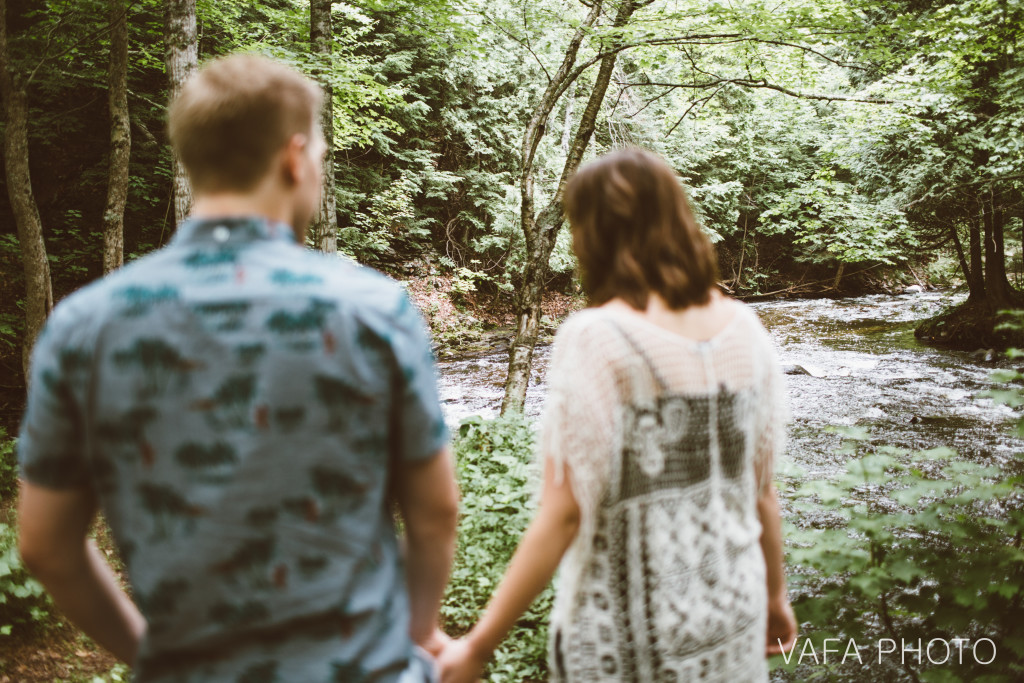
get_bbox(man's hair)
[564,147,719,310]
[168,54,323,193]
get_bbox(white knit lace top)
[539,302,788,682]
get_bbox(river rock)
[783,364,828,377]
[903,285,924,294]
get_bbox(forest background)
[1,0,1023,681]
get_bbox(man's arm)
[17,481,145,663]
[394,445,459,646]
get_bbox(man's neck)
[190,192,296,236]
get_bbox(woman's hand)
[437,637,490,683]
[419,627,452,658]
[765,596,797,656]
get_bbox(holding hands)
[434,637,489,683]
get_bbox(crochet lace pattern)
[539,303,788,682]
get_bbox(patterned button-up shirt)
[19,217,449,682]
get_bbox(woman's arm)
[758,481,797,656]
[437,457,581,683]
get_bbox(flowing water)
[438,292,1021,474]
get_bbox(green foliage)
[779,423,1024,681]
[0,521,51,638]
[0,428,16,501]
[445,415,552,682]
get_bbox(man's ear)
[281,133,309,187]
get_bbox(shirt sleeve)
[538,314,619,520]
[388,292,450,464]
[18,304,93,490]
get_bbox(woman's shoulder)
[553,307,628,342]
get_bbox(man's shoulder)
[42,249,177,340]
[282,250,412,319]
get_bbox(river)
[437,292,1020,471]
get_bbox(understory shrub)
[777,422,1024,682]
[445,414,552,682]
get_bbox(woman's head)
[563,147,719,310]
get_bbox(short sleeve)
[388,293,450,464]
[538,314,619,519]
[18,306,92,490]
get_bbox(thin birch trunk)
[502,0,638,414]
[310,0,337,253]
[103,0,130,273]
[0,0,54,380]
[164,0,197,225]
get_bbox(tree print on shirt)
[175,441,238,483]
[265,299,336,335]
[112,338,197,398]
[96,405,159,465]
[194,301,252,333]
[114,285,180,318]
[138,577,190,619]
[137,482,204,540]
[310,465,368,518]
[210,537,276,588]
[314,374,374,430]
[184,248,239,268]
[190,374,257,429]
[273,406,306,432]
[236,342,266,366]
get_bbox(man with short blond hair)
[18,54,457,682]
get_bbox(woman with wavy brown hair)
[439,148,796,682]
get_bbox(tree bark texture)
[968,211,986,303]
[0,0,54,380]
[164,0,197,225]
[310,0,337,253]
[103,0,130,273]
[981,192,1017,307]
[502,0,637,415]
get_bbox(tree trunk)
[950,222,972,293]
[103,0,130,274]
[310,0,337,253]
[832,261,845,290]
[982,192,1017,306]
[0,0,54,380]
[502,0,638,414]
[967,210,986,303]
[560,82,575,155]
[164,0,197,225]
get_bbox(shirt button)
[213,226,230,243]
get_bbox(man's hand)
[437,637,489,683]
[394,446,459,645]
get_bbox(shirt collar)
[171,216,297,247]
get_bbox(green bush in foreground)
[445,414,552,683]
[778,423,1024,682]
[2,428,52,638]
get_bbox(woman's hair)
[563,147,719,310]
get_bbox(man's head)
[168,54,325,234]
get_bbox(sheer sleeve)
[537,313,620,525]
[751,318,790,490]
